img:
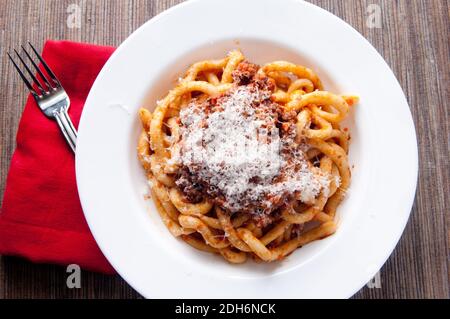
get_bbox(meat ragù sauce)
[173,61,330,226]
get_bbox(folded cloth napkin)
[0,40,116,274]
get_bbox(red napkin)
[0,40,116,274]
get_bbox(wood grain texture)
[0,0,448,299]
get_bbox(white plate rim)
[76,0,418,298]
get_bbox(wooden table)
[0,0,448,299]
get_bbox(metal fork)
[8,43,77,152]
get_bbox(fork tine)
[14,49,45,94]
[21,45,53,90]
[28,42,61,86]
[8,52,39,97]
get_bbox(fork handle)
[54,109,77,153]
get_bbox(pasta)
[137,50,357,263]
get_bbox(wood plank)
[0,0,448,298]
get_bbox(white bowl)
[76,0,418,298]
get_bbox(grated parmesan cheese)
[175,78,330,216]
